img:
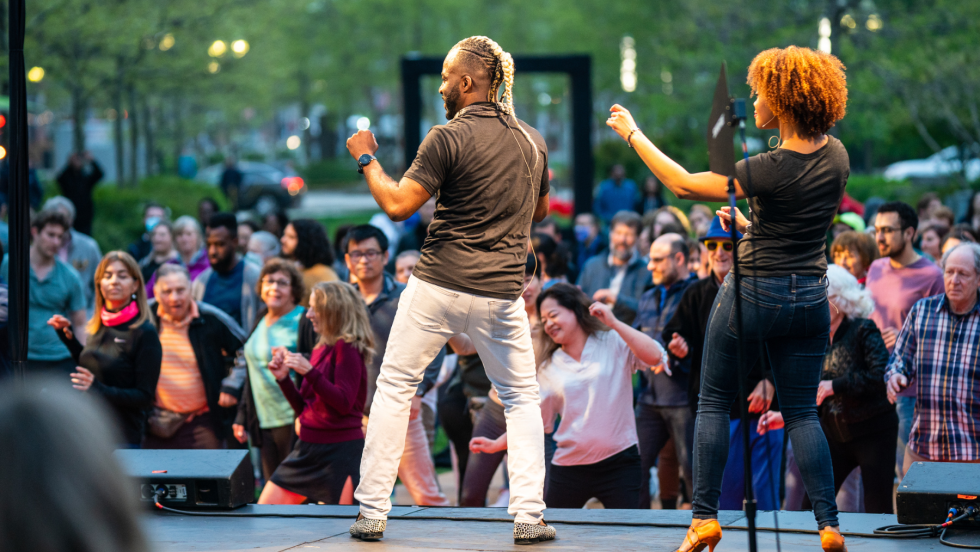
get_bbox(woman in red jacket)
[258,281,375,505]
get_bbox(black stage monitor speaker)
[115,449,254,510]
[897,461,980,525]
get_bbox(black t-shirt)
[734,136,849,277]
[405,103,549,299]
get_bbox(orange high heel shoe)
[820,526,847,552]
[674,519,722,552]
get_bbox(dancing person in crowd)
[0,379,150,552]
[573,212,606,273]
[831,230,878,285]
[173,216,211,280]
[916,223,947,262]
[247,231,282,266]
[2,210,87,378]
[577,210,651,325]
[48,251,162,447]
[55,151,104,236]
[139,220,178,298]
[636,174,667,214]
[865,201,944,474]
[143,264,246,449]
[345,35,554,544]
[44,196,103,312]
[633,233,698,509]
[233,259,306,480]
[471,284,666,509]
[258,281,375,505]
[463,258,547,506]
[394,250,420,284]
[344,224,449,507]
[761,265,896,513]
[127,203,167,262]
[595,164,637,225]
[193,213,261,331]
[886,243,980,471]
[281,219,338,303]
[608,45,850,550]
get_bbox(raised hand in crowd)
[70,366,95,392]
[716,206,750,235]
[747,379,774,414]
[470,434,507,455]
[588,300,667,372]
[668,332,688,358]
[218,392,238,407]
[880,327,899,350]
[886,373,908,404]
[816,380,835,406]
[47,314,74,340]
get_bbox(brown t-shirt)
[405,103,549,299]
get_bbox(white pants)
[356,276,545,524]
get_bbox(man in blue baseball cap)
[661,216,783,511]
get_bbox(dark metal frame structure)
[9,0,29,380]
[401,55,594,216]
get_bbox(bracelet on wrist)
[627,128,641,148]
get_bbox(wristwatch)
[357,154,376,174]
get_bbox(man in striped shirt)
[886,243,980,473]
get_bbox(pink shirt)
[866,256,945,351]
[865,256,944,398]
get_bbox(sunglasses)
[704,240,734,252]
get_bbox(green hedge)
[90,177,228,254]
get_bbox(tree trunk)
[113,57,125,185]
[299,70,312,162]
[71,84,86,154]
[172,94,183,175]
[128,83,139,186]
[143,97,155,176]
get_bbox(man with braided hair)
[345,36,554,545]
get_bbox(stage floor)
[144,505,955,551]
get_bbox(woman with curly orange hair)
[607,46,849,552]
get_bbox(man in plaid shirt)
[886,243,980,473]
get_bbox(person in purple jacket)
[258,281,375,505]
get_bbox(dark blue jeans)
[692,273,839,529]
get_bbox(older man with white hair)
[886,242,980,472]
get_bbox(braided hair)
[451,36,540,171]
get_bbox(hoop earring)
[768,135,781,149]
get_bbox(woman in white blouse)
[471,283,666,509]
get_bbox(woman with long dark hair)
[48,251,162,447]
[608,46,849,551]
[470,283,665,509]
[280,219,337,304]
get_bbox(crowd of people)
[2,180,978,516]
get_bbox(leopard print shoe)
[349,515,386,541]
[514,521,557,545]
